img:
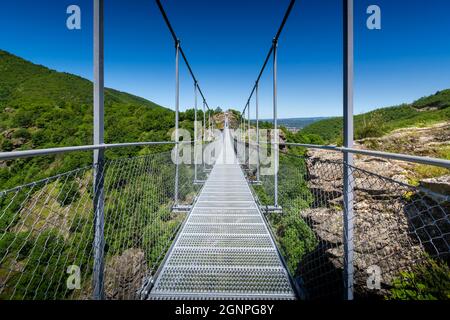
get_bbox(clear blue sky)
[1,0,450,118]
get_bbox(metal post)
[203,100,206,171]
[194,81,198,182]
[243,111,246,164]
[174,40,180,206]
[240,116,243,141]
[243,114,245,142]
[247,102,250,167]
[343,0,354,300]
[93,0,105,300]
[256,82,260,181]
[272,39,279,207]
[208,112,211,140]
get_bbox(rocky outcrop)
[300,146,448,297]
[104,248,147,300]
[420,175,450,196]
[359,121,450,158]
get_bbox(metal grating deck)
[148,128,296,300]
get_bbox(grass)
[406,145,450,185]
[301,97,450,145]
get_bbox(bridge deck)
[148,128,296,299]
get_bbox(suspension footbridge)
[0,0,449,301]
[147,127,296,299]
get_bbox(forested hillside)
[300,90,450,144]
[0,50,205,190]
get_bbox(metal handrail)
[240,140,450,169]
[277,142,450,169]
[0,140,194,161]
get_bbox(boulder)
[420,175,450,196]
[104,248,147,300]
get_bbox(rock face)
[359,121,450,158]
[299,147,449,298]
[104,248,147,300]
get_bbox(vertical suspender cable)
[247,102,250,167]
[256,82,260,181]
[272,39,279,208]
[194,81,198,182]
[203,100,206,171]
[174,40,180,205]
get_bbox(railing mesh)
[0,150,202,300]
[239,140,449,299]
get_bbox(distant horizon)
[260,116,330,121]
[2,0,450,118]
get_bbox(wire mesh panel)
[246,148,450,300]
[346,161,449,298]
[0,150,200,300]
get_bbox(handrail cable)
[156,0,211,111]
[241,0,296,114]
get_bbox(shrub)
[386,258,450,300]
[275,210,317,273]
[31,130,46,146]
[13,109,34,128]
[57,180,80,206]
[1,139,14,151]
[12,128,31,140]
[355,113,385,139]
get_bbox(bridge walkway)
[148,127,296,299]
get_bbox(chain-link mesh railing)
[0,148,202,300]
[240,142,449,300]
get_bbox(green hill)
[0,50,201,189]
[300,91,450,144]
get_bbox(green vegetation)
[403,145,450,185]
[0,153,199,300]
[57,180,80,206]
[0,50,202,299]
[253,152,317,274]
[0,50,206,190]
[301,90,450,144]
[386,257,450,300]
